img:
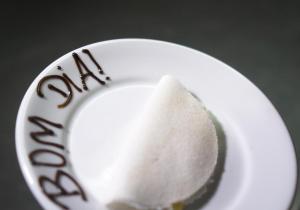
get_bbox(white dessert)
[98,75,218,210]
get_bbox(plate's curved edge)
[14,63,61,209]
[15,38,298,210]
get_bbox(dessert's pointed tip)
[157,75,183,90]
[160,74,177,82]
[161,74,175,79]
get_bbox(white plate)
[16,39,297,210]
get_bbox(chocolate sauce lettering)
[37,75,73,108]
[39,170,87,210]
[48,84,69,98]
[72,52,105,90]
[28,116,64,149]
[28,116,87,209]
[62,73,82,93]
[82,49,104,74]
[29,149,66,167]
[29,49,110,208]
[57,67,83,92]
[37,49,110,108]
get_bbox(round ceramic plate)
[16,39,297,210]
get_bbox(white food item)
[98,75,218,210]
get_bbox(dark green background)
[1,0,299,209]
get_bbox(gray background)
[1,0,299,209]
